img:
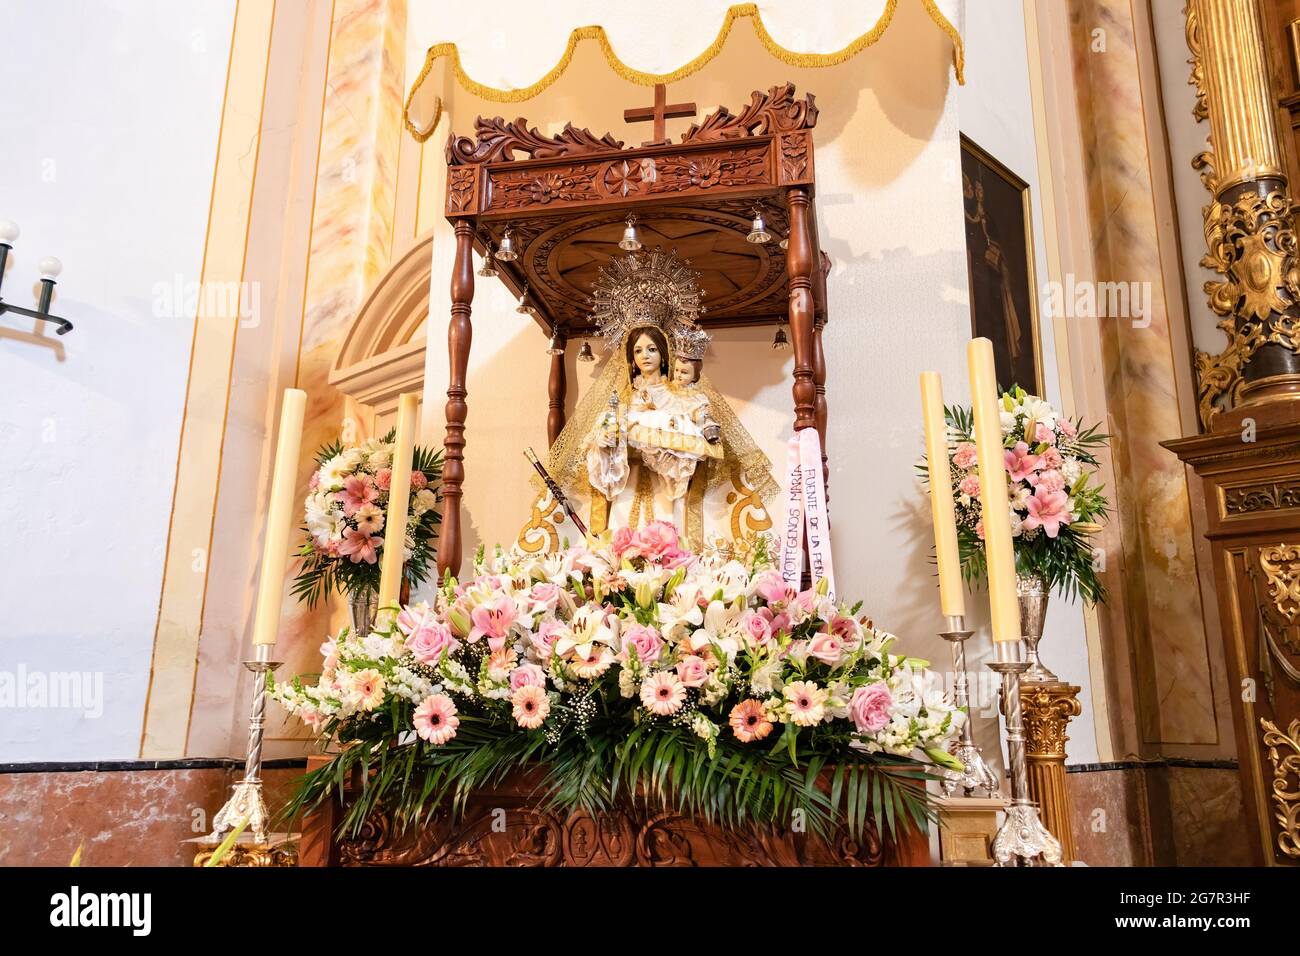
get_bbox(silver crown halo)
[591,248,710,359]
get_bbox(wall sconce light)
[0,220,73,335]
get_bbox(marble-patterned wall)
[0,765,305,867]
[1067,762,1252,866]
[274,0,409,702]
[1064,0,1226,754]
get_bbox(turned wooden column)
[1020,681,1082,864]
[786,187,816,433]
[547,336,567,447]
[813,314,828,493]
[437,220,475,577]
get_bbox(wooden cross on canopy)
[624,83,696,146]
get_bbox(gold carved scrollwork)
[1260,544,1300,630]
[726,469,772,543]
[1260,717,1300,860]
[1195,189,1300,425]
[1186,1,1209,122]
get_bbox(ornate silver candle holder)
[207,643,281,845]
[987,638,1063,866]
[938,615,1000,797]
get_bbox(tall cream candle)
[920,372,965,617]
[378,392,419,610]
[251,388,307,646]
[966,338,1021,643]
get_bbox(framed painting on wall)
[960,133,1043,396]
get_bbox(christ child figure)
[671,357,721,446]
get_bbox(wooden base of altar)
[297,756,931,867]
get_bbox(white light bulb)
[0,220,18,244]
[38,256,62,279]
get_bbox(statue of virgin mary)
[517,250,778,554]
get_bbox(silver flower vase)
[1016,572,1058,682]
[348,587,378,638]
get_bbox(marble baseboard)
[1066,761,1253,866]
[0,761,306,867]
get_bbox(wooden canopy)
[436,83,830,575]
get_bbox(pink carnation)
[410,469,428,490]
[1040,447,1063,470]
[952,443,978,469]
[958,475,980,498]
[1035,422,1056,445]
[1058,418,1078,439]
[375,468,392,491]
[1033,470,1066,494]
[634,520,679,561]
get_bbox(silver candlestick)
[987,638,1063,866]
[938,615,1000,797]
[207,642,281,844]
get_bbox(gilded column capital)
[1021,681,1083,761]
[1186,0,1300,426]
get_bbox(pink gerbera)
[729,699,773,743]
[511,685,550,729]
[640,671,686,716]
[784,680,829,727]
[413,694,459,745]
[350,668,386,711]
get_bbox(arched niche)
[329,232,430,433]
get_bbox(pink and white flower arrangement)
[922,386,1109,603]
[293,434,442,607]
[273,521,964,770]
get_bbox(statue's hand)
[703,423,721,444]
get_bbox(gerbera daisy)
[511,685,550,729]
[413,693,459,745]
[784,680,828,727]
[353,503,384,535]
[350,668,386,711]
[640,671,686,716]
[728,699,773,743]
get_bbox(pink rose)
[375,468,392,491]
[528,582,562,616]
[741,610,772,648]
[509,662,547,691]
[633,520,679,561]
[850,683,893,733]
[410,469,428,490]
[676,656,708,688]
[620,624,664,665]
[952,443,978,469]
[808,632,846,666]
[660,546,695,570]
[958,475,980,498]
[531,616,564,660]
[403,620,460,665]
[752,570,794,606]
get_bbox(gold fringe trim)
[403,1,965,142]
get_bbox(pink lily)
[338,529,380,564]
[337,475,378,516]
[1022,488,1072,538]
[1004,441,1043,483]
[468,594,519,652]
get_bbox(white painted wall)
[0,0,235,761]
[956,0,1099,763]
